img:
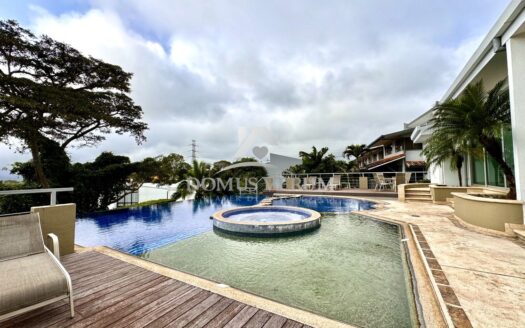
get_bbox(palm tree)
[175,160,212,199]
[298,146,329,172]
[343,144,366,160]
[188,160,211,181]
[422,131,474,186]
[431,79,515,198]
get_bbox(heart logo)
[252,146,269,160]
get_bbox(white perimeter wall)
[138,183,179,202]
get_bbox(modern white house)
[409,0,525,220]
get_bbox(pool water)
[272,195,375,212]
[224,208,309,222]
[142,212,416,328]
[76,195,416,327]
[76,195,265,254]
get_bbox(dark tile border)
[410,224,473,328]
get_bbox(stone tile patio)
[364,200,525,328]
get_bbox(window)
[486,154,505,187]
[472,156,485,185]
[470,126,515,187]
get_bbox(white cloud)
[0,0,510,179]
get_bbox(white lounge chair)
[326,175,341,190]
[262,177,274,191]
[285,177,300,190]
[303,176,317,190]
[375,173,395,190]
[0,213,74,322]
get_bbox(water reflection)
[76,195,265,254]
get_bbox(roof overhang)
[366,128,415,148]
[441,0,525,102]
[406,1,525,128]
[411,124,434,143]
[367,153,406,170]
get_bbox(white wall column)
[506,34,525,222]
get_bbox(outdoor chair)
[263,177,273,191]
[0,213,74,322]
[375,173,395,191]
[303,176,317,190]
[285,178,295,190]
[405,172,412,184]
[326,175,341,190]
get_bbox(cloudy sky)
[0,0,510,179]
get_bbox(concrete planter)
[429,186,505,204]
[31,203,76,256]
[452,193,524,232]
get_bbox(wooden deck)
[4,251,311,328]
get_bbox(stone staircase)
[405,187,432,203]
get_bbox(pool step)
[259,194,302,206]
[405,187,432,203]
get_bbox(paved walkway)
[367,201,525,328]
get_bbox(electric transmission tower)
[190,140,198,162]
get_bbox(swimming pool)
[75,195,265,254]
[76,195,417,327]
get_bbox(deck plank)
[223,305,259,327]
[126,288,202,327]
[144,290,211,327]
[243,310,273,328]
[4,251,308,328]
[56,279,182,328]
[202,302,247,327]
[282,320,305,328]
[262,314,288,328]
[163,293,222,327]
[185,297,234,327]
[106,284,195,327]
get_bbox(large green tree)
[0,20,147,187]
[431,80,515,198]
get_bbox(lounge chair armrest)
[47,233,60,258]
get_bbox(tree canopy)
[343,144,366,160]
[0,20,147,187]
[291,146,348,173]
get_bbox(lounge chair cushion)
[0,253,69,315]
[0,213,45,261]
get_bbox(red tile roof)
[366,153,406,170]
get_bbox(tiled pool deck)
[361,200,525,328]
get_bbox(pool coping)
[212,205,321,226]
[76,245,356,328]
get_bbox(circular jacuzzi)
[212,206,321,236]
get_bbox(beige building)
[357,128,425,172]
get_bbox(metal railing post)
[50,191,57,205]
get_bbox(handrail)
[281,171,428,189]
[0,187,74,205]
